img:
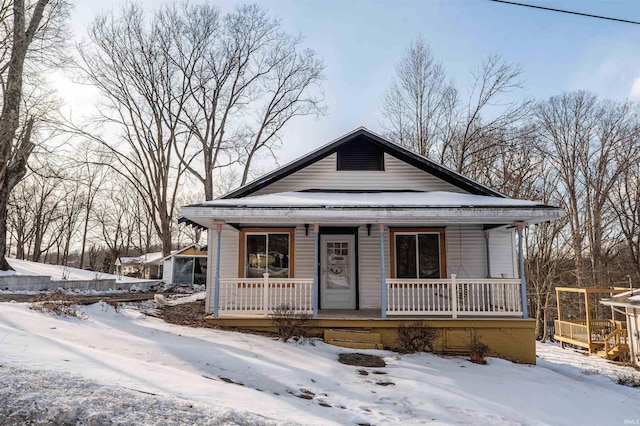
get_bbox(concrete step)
[323,329,383,350]
[326,338,383,350]
[324,329,381,343]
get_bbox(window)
[239,228,295,278]
[390,228,446,279]
[173,256,208,284]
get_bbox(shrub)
[30,293,82,318]
[270,304,312,342]
[615,372,640,387]
[395,321,440,353]
[467,334,490,364]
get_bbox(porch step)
[324,329,383,350]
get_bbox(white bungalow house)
[180,128,563,363]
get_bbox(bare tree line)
[1,1,324,272]
[381,38,640,340]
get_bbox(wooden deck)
[553,319,628,359]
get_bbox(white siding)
[445,225,488,279]
[294,225,315,278]
[488,229,517,278]
[206,226,239,313]
[252,153,466,195]
[358,225,390,309]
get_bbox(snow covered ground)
[3,257,155,284]
[1,301,639,425]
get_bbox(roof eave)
[181,205,563,228]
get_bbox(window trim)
[238,227,295,278]
[389,227,447,279]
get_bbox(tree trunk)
[0,0,49,270]
[0,185,11,270]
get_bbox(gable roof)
[222,127,505,199]
[157,243,208,263]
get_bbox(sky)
[61,0,640,166]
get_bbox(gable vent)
[336,138,385,171]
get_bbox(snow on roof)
[118,252,164,265]
[200,191,548,209]
[5,258,155,284]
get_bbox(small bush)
[615,372,640,387]
[467,334,490,364]
[30,293,82,318]
[270,304,312,342]
[580,368,599,376]
[396,321,440,353]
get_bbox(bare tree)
[92,185,138,274]
[0,0,69,270]
[70,140,107,268]
[381,37,455,157]
[381,39,530,178]
[442,54,532,176]
[536,92,640,287]
[610,161,640,283]
[77,3,194,256]
[170,3,325,198]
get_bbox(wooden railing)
[554,319,624,345]
[386,274,522,317]
[554,320,590,343]
[218,274,313,316]
[603,329,628,356]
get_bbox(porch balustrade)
[386,274,522,317]
[215,273,522,318]
[218,274,313,316]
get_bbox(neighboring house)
[115,252,163,279]
[600,289,640,366]
[180,127,563,363]
[159,244,208,285]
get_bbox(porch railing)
[218,274,313,316]
[214,274,521,318]
[386,274,522,317]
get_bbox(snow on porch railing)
[217,274,313,317]
[386,274,522,317]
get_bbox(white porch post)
[451,273,458,319]
[213,222,223,318]
[380,223,387,319]
[262,272,270,317]
[313,223,319,318]
[484,230,491,278]
[515,222,529,318]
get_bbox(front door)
[320,234,356,309]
